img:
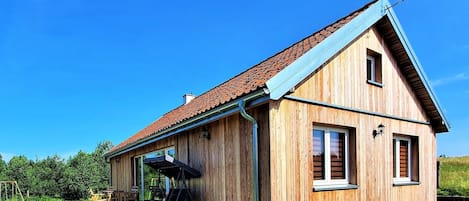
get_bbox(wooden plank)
[269,26,436,201]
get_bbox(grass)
[26,197,62,201]
[438,156,469,196]
[2,196,62,201]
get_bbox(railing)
[0,181,25,201]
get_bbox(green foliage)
[1,141,113,201]
[5,155,34,193]
[30,155,65,197]
[0,154,7,180]
[60,151,97,200]
[438,156,469,196]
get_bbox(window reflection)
[313,129,325,180]
[134,147,175,201]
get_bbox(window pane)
[136,148,176,200]
[367,58,373,81]
[330,132,345,179]
[399,140,409,177]
[136,157,142,185]
[135,157,144,199]
[313,129,325,180]
[167,148,176,157]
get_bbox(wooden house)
[104,0,449,200]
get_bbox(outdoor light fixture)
[202,126,211,140]
[373,124,385,138]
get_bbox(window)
[134,147,176,201]
[393,135,419,185]
[366,49,382,85]
[313,126,349,186]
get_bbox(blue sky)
[0,0,467,162]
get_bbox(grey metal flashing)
[384,2,450,131]
[266,0,387,100]
[393,181,420,186]
[313,184,359,192]
[105,89,269,159]
[265,0,448,132]
[284,95,431,126]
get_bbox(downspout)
[238,100,259,201]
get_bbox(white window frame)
[313,126,349,187]
[133,146,175,201]
[367,55,376,82]
[393,137,411,183]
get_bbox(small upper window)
[367,49,382,85]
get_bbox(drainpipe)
[238,100,259,201]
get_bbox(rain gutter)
[104,88,269,160]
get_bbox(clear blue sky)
[0,0,467,162]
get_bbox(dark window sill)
[367,80,384,87]
[313,184,359,192]
[393,181,420,186]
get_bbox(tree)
[92,141,113,190]
[5,156,33,194]
[0,142,113,200]
[60,151,95,200]
[0,154,7,180]
[60,141,113,200]
[30,155,65,197]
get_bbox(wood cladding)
[110,25,437,201]
[110,104,271,201]
[293,27,429,123]
[269,26,436,201]
[269,100,435,201]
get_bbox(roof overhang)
[266,0,449,133]
[104,89,269,159]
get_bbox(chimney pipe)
[183,94,195,105]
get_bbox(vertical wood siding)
[295,27,429,122]
[269,26,436,201]
[110,104,270,201]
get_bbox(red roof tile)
[109,1,376,154]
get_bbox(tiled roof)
[109,1,376,154]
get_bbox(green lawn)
[438,156,469,196]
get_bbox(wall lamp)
[373,124,385,138]
[202,126,211,140]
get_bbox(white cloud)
[431,72,469,87]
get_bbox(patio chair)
[89,188,107,201]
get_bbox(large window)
[313,126,349,186]
[134,147,176,201]
[393,135,419,184]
